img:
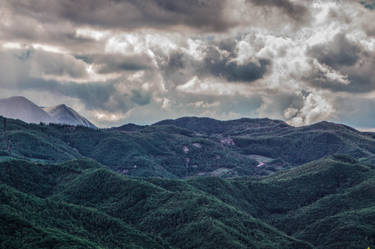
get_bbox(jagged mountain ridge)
[0,96,96,128]
[43,104,96,129]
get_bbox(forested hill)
[1,156,375,248]
[1,115,375,178]
[1,116,375,248]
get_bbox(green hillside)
[0,116,260,178]
[0,159,312,249]
[2,116,375,248]
[1,157,375,248]
[2,115,375,178]
[187,157,375,249]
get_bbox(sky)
[1,0,375,128]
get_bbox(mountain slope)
[0,96,52,124]
[153,117,375,169]
[0,185,171,249]
[0,96,96,128]
[3,115,375,178]
[154,116,291,136]
[44,104,96,128]
[185,156,375,249]
[0,159,313,249]
[2,157,375,248]
[0,117,260,177]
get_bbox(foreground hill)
[0,159,313,249]
[2,115,375,178]
[1,157,374,248]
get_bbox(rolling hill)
[2,115,375,178]
[1,157,374,248]
[1,115,375,248]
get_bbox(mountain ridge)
[0,96,52,124]
[1,114,375,178]
[1,115,375,248]
[1,157,374,248]
[0,96,96,128]
[43,104,96,129]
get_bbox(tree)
[2,118,6,133]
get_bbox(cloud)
[3,0,235,33]
[20,78,152,113]
[76,53,153,74]
[0,47,152,114]
[0,10,104,54]
[201,45,271,82]
[2,0,314,38]
[0,47,88,83]
[308,33,361,69]
[306,33,375,93]
[176,76,252,96]
[249,0,310,23]
[160,42,271,89]
[1,0,375,129]
[257,90,335,126]
[289,92,335,126]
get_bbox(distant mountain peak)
[8,96,29,101]
[44,104,74,115]
[0,96,96,128]
[0,96,52,124]
[55,104,69,109]
[44,104,97,129]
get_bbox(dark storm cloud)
[247,0,311,23]
[248,0,310,23]
[216,59,270,82]
[308,33,361,69]
[161,45,270,86]
[3,0,315,36]
[217,39,238,55]
[0,9,105,53]
[202,46,270,82]
[306,33,375,93]
[2,0,374,128]
[4,0,234,32]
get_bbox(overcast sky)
[1,0,375,128]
